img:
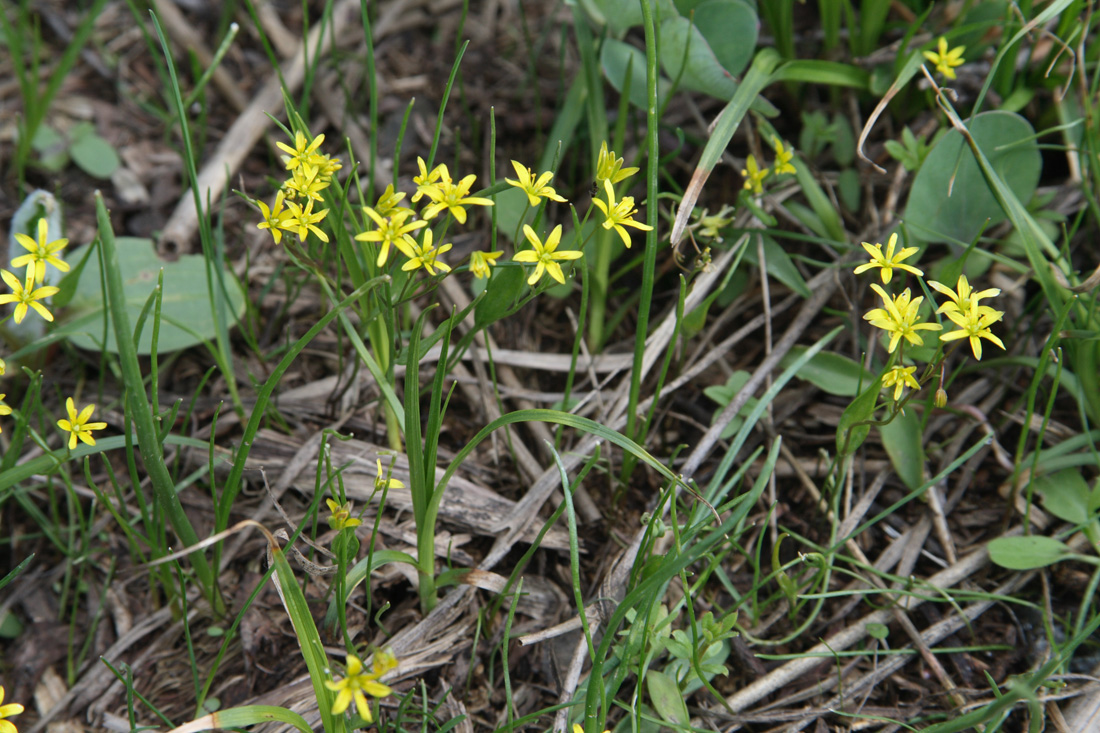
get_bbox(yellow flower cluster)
[852,232,1006,404]
[256,130,343,245]
[741,137,797,195]
[1,218,68,324]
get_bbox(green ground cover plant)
[2,0,1100,731]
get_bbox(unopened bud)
[934,388,948,408]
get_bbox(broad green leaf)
[904,111,1041,245]
[1034,468,1092,526]
[601,38,671,110]
[704,370,757,439]
[69,128,121,179]
[659,16,739,99]
[689,0,757,78]
[583,0,675,34]
[57,237,246,354]
[474,263,526,329]
[837,377,882,455]
[988,535,1072,570]
[781,347,873,397]
[879,408,924,491]
[646,669,690,726]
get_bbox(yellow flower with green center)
[469,250,504,279]
[0,686,24,733]
[315,152,342,178]
[285,163,330,203]
[853,233,923,284]
[395,229,452,276]
[57,397,107,450]
[412,157,446,203]
[882,365,920,401]
[0,394,11,434]
[863,284,942,353]
[421,172,494,224]
[257,191,290,244]
[0,268,60,324]
[373,183,406,218]
[939,300,1005,360]
[276,130,325,171]
[506,160,567,207]
[281,199,329,243]
[326,498,362,531]
[591,179,653,249]
[513,224,582,286]
[927,275,1000,319]
[325,651,396,722]
[373,458,405,492]
[595,141,638,185]
[355,207,427,267]
[741,154,768,194]
[923,37,966,80]
[13,219,70,284]
[772,137,796,175]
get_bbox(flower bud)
[934,388,948,408]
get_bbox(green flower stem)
[587,227,612,351]
[94,194,221,612]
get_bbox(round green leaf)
[690,0,757,78]
[659,16,738,99]
[57,237,246,355]
[904,111,1041,245]
[601,38,671,110]
[988,535,1072,570]
[69,131,121,179]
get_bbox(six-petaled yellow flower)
[285,163,330,203]
[923,37,966,80]
[0,686,24,733]
[864,284,942,354]
[591,180,652,249]
[882,365,920,401]
[373,183,406,218]
[421,168,494,224]
[0,268,60,324]
[939,300,1005,360]
[412,157,445,203]
[257,191,290,245]
[326,498,362,531]
[506,160,567,207]
[595,141,639,185]
[356,207,427,267]
[469,250,504,279]
[57,397,107,450]
[853,233,923,284]
[325,651,396,722]
[282,199,330,243]
[772,137,796,175]
[13,218,70,284]
[513,224,582,286]
[396,229,452,276]
[276,130,325,171]
[741,154,768,194]
[928,275,1000,319]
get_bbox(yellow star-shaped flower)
[56,397,108,450]
[355,207,427,267]
[927,275,1000,319]
[591,179,652,249]
[506,161,567,207]
[395,229,452,276]
[772,137,796,175]
[741,154,769,194]
[882,365,920,402]
[12,218,70,284]
[469,250,504,279]
[324,651,396,723]
[863,284,942,354]
[0,268,59,324]
[595,141,639,185]
[853,233,923,284]
[513,224,582,286]
[939,300,1005,360]
[923,37,966,80]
